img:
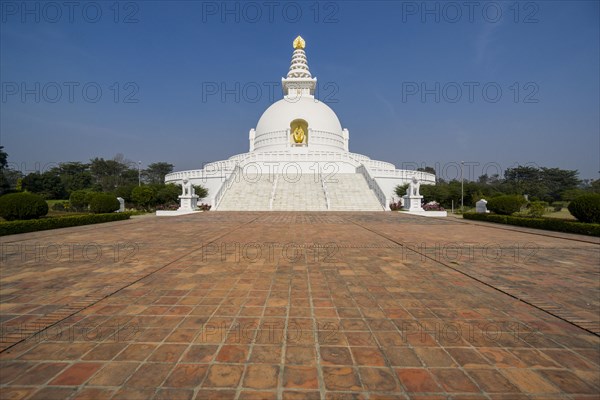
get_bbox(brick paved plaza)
[1,212,599,399]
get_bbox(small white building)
[165,36,436,211]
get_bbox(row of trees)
[397,166,599,209]
[0,148,208,210]
[1,149,177,199]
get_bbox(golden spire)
[293,35,305,50]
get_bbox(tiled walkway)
[0,212,598,399]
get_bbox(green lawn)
[544,208,576,220]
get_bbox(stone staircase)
[216,174,273,211]
[216,172,383,211]
[272,174,328,211]
[326,174,384,211]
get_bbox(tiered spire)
[282,36,317,98]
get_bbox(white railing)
[214,165,242,210]
[165,151,436,189]
[321,173,331,210]
[368,168,436,183]
[357,164,388,210]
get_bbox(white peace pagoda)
[165,36,435,211]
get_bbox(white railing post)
[214,164,242,210]
[357,165,388,210]
[321,173,330,210]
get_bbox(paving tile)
[351,347,387,366]
[179,344,217,364]
[85,362,138,386]
[320,346,353,365]
[154,388,195,400]
[537,369,598,394]
[282,391,322,399]
[125,362,173,388]
[283,365,319,389]
[383,346,422,367]
[203,364,244,388]
[466,368,520,393]
[1,212,599,398]
[148,343,188,362]
[163,363,208,387]
[500,368,561,394]
[430,368,479,393]
[396,368,443,393]
[29,387,78,400]
[194,389,237,399]
[446,347,490,368]
[412,347,455,367]
[249,345,282,363]
[71,388,116,399]
[358,367,398,391]
[286,345,317,365]
[243,364,279,389]
[215,344,250,363]
[48,362,102,385]
[238,390,278,399]
[322,366,362,391]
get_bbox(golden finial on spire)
[293,35,305,50]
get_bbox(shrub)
[463,213,600,237]
[568,194,600,224]
[423,201,445,211]
[131,186,155,210]
[194,185,209,199]
[51,201,72,212]
[199,203,211,211]
[69,190,91,211]
[0,213,130,236]
[84,191,98,206]
[155,184,180,206]
[0,192,49,221]
[389,201,402,211]
[527,201,547,218]
[89,194,120,214]
[487,195,527,215]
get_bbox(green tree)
[90,155,138,191]
[144,162,174,184]
[155,184,181,205]
[21,171,67,199]
[50,162,93,194]
[131,186,155,210]
[417,166,436,175]
[194,185,209,199]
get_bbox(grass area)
[544,208,576,220]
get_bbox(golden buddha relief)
[290,119,308,145]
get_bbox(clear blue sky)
[1,0,599,181]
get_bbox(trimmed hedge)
[0,213,130,236]
[89,194,120,214]
[463,213,600,237]
[487,195,527,215]
[0,192,49,221]
[568,194,600,224]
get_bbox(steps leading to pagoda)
[216,173,384,211]
[326,174,384,211]
[216,174,273,211]
[271,174,328,211]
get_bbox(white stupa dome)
[251,36,346,153]
[253,97,344,152]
